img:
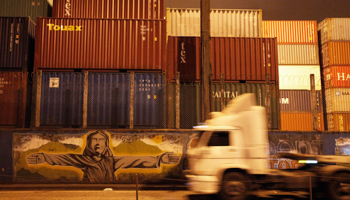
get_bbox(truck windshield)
[196,131,212,148]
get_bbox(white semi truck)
[186,93,350,200]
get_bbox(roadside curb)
[0,184,188,191]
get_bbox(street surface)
[0,189,323,200]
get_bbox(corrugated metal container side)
[167,37,279,82]
[279,65,321,90]
[34,18,166,71]
[211,37,278,82]
[327,113,350,131]
[166,8,262,37]
[280,113,323,131]
[318,18,350,44]
[321,41,350,67]
[324,66,350,88]
[52,0,164,19]
[262,20,318,44]
[325,88,350,113]
[87,73,130,127]
[277,45,319,65]
[40,72,84,127]
[279,90,322,112]
[0,0,52,22]
[0,72,27,127]
[134,73,164,127]
[167,36,201,82]
[211,83,279,129]
[0,17,36,71]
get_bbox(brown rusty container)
[34,18,166,71]
[321,41,350,67]
[0,72,27,127]
[167,36,278,82]
[52,0,164,20]
[280,112,323,131]
[324,66,350,88]
[279,90,323,112]
[327,113,350,132]
[262,20,318,44]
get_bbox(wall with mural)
[0,130,348,184]
[13,130,192,184]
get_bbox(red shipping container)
[167,37,278,82]
[324,66,350,88]
[0,72,27,127]
[52,0,164,20]
[34,18,166,71]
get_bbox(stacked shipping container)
[0,17,36,127]
[319,18,350,131]
[32,0,166,128]
[166,8,279,129]
[263,21,323,131]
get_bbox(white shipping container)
[325,88,350,113]
[318,18,350,44]
[166,8,262,37]
[279,65,321,90]
[278,44,319,65]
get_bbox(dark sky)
[165,0,350,23]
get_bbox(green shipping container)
[0,0,52,22]
[212,83,279,130]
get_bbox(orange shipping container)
[324,66,350,88]
[262,21,318,44]
[280,113,324,131]
[322,42,350,67]
[327,113,350,132]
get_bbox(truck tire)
[220,172,249,200]
[327,172,350,200]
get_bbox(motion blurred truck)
[186,93,350,200]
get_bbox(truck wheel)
[220,172,249,200]
[327,172,350,200]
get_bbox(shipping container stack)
[32,0,166,128]
[166,8,279,129]
[319,18,350,132]
[262,21,324,131]
[0,17,36,128]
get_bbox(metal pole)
[33,70,42,128]
[265,74,271,129]
[82,71,88,128]
[176,72,180,129]
[310,74,317,131]
[220,73,225,110]
[201,0,211,121]
[136,174,138,200]
[130,72,134,129]
[309,175,313,200]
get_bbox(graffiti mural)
[14,131,183,183]
[268,133,322,169]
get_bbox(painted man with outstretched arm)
[27,131,180,183]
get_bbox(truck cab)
[186,93,350,200]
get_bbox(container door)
[40,72,84,127]
[134,73,164,128]
[87,73,130,127]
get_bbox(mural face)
[15,131,183,183]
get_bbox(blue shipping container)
[134,73,164,127]
[88,73,130,127]
[40,72,84,127]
